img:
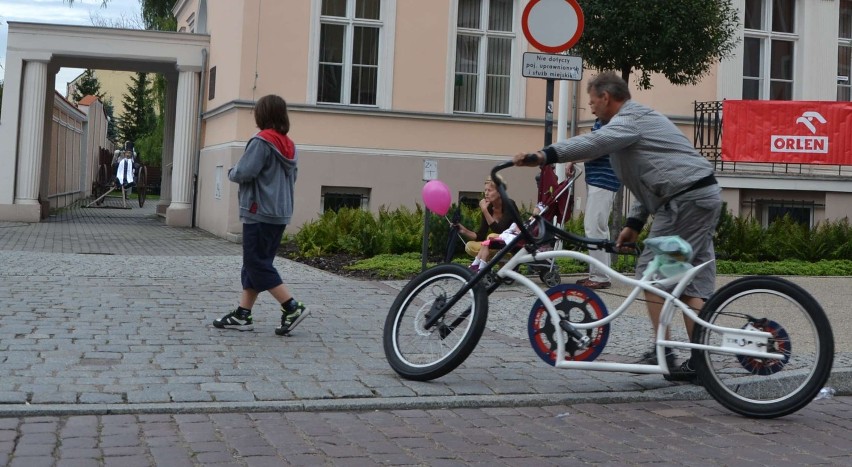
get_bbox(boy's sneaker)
[275,302,309,336]
[213,308,253,331]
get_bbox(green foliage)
[134,115,164,167]
[717,260,852,276]
[64,0,177,31]
[295,206,425,258]
[102,98,118,142]
[117,72,156,148]
[293,199,852,279]
[714,209,766,261]
[715,207,852,263]
[347,253,436,279]
[71,69,105,102]
[574,0,739,89]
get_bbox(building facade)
[2,1,848,234]
[171,0,851,242]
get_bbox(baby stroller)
[522,163,579,286]
[444,164,579,288]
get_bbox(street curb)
[1,369,847,418]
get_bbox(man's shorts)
[635,188,722,300]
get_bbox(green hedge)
[294,204,852,270]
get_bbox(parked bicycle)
[383,161,834,419]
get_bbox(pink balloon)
[422,180,451,215]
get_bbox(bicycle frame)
[498,245,782,375]
[388,160,833,419]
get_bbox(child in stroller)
[456,164,578,287]
[468,222,522,272]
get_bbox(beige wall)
[825,193,852,222]
[68,69,136,120]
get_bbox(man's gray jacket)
[542,100,719,227]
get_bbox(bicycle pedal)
[559,320,591,348]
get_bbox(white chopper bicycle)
[383,161,834,419]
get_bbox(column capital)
[23,53,51,63]
[176,64,203,73]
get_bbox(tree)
[117,72,156,148]
[71,69,105,103]
[102,98,118,142]
[571,1,739,256]
[574,0,739,89]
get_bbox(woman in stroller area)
[454,175,519,272]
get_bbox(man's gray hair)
[587,71,631,101]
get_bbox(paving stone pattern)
[0,201,850,464]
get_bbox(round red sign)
[521,0,585,54]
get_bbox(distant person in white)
[116,152,135,187]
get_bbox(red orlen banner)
[721,100,852,165]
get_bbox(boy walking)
[213,94,309,336]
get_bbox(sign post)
[521,0,584,147]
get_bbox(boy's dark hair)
[587,71,631,102]
[254,94,290,134]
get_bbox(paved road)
[0,201,849,465]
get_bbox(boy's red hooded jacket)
[227,129,298,225]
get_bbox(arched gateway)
[0,22,209,226]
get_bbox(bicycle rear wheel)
[383,264,488,381]
[693,276,834,418]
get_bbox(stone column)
[14,59,49,215]
[166,69,199,227]
[158,73,178,217]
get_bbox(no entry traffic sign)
[521,0,584,54]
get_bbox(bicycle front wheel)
[383,264,488,381]
[693,276,834,418]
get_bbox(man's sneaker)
[213,308,253,331]
[638,346,676,369]
[664,359,699,383]
[575,278,611,289]
[275,302,309,336]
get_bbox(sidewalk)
[0,202,848,417]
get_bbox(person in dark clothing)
[213,94,309,336]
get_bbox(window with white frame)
[839,0,852,101]
[742,0,796,100]
[454,0,515,115]
[317,0,382,106]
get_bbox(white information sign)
[522,53,583,81]
[423,159,438,181]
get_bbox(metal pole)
[421,208,430,271]
[544,79,554,147]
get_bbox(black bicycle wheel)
[383,263,488,381]
[693,276,834,418]
[137,166,148,207]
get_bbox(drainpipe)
[191,47,208,228]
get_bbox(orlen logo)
[770,111,829,154]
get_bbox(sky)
[0,0,143,93]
